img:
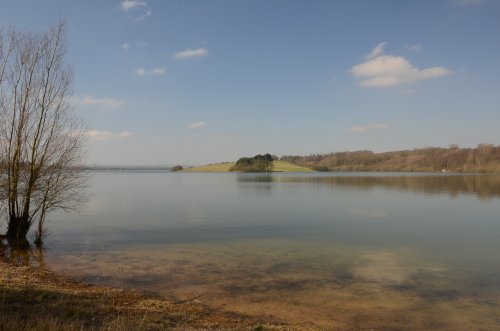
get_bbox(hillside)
[282,144,500,173]
[183,160,313,172]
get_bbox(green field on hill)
[183,160,313,172]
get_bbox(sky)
[1,0,499,165]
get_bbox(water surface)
[29,172,500,329]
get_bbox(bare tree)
[0,21,87,246]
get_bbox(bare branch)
[0,20,87,245]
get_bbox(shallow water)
[18,172,500,329]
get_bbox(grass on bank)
[272,161,314,172]
[183,162,235,172]
[0,259,289,331]
[183,161,314,173]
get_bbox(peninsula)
[183,160,313,173]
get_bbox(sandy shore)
[0,258,295,330]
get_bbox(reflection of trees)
[330,175,500,199]
[0,238,45,267]
[237,175,274,183]
[237,175,500,199]
[236,174,273,195]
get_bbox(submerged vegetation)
[0,256,284,330]
[282,144,500,173]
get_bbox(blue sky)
[1,0,499,165]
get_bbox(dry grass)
[272,161,313,172]
[183,161,313,173]
[0,258,291,331]
[182,162,235,172]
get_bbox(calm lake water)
[24,172,500,329]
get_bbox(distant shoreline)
[82,144,500,173]
[82,166,172,171]
[82,167,499,175]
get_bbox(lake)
[22,172,500,329]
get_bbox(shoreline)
[0,257,292,330]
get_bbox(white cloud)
[150,67,166,75]
[120,0,151,21]
[187,121,206,129]
[120,0,146,11]
[122,42,147,50]
[351,43,451,87]
[84,130,133,141]
[71,95,123,109]
[348,123,388,133]
[174,48,208,60]
[135,67,165,76]
[366,42,387,60]
[135,68,147,76]
[406,43,422,52]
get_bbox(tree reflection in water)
[0,238,45,267]
[237,174,500,199]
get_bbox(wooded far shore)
[282,144,500,173]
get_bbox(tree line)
[230,154,274,172]
[281,144,500,173]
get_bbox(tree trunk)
[34,217,45,248]
[6,214,31,241]
[5,237,32,266]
